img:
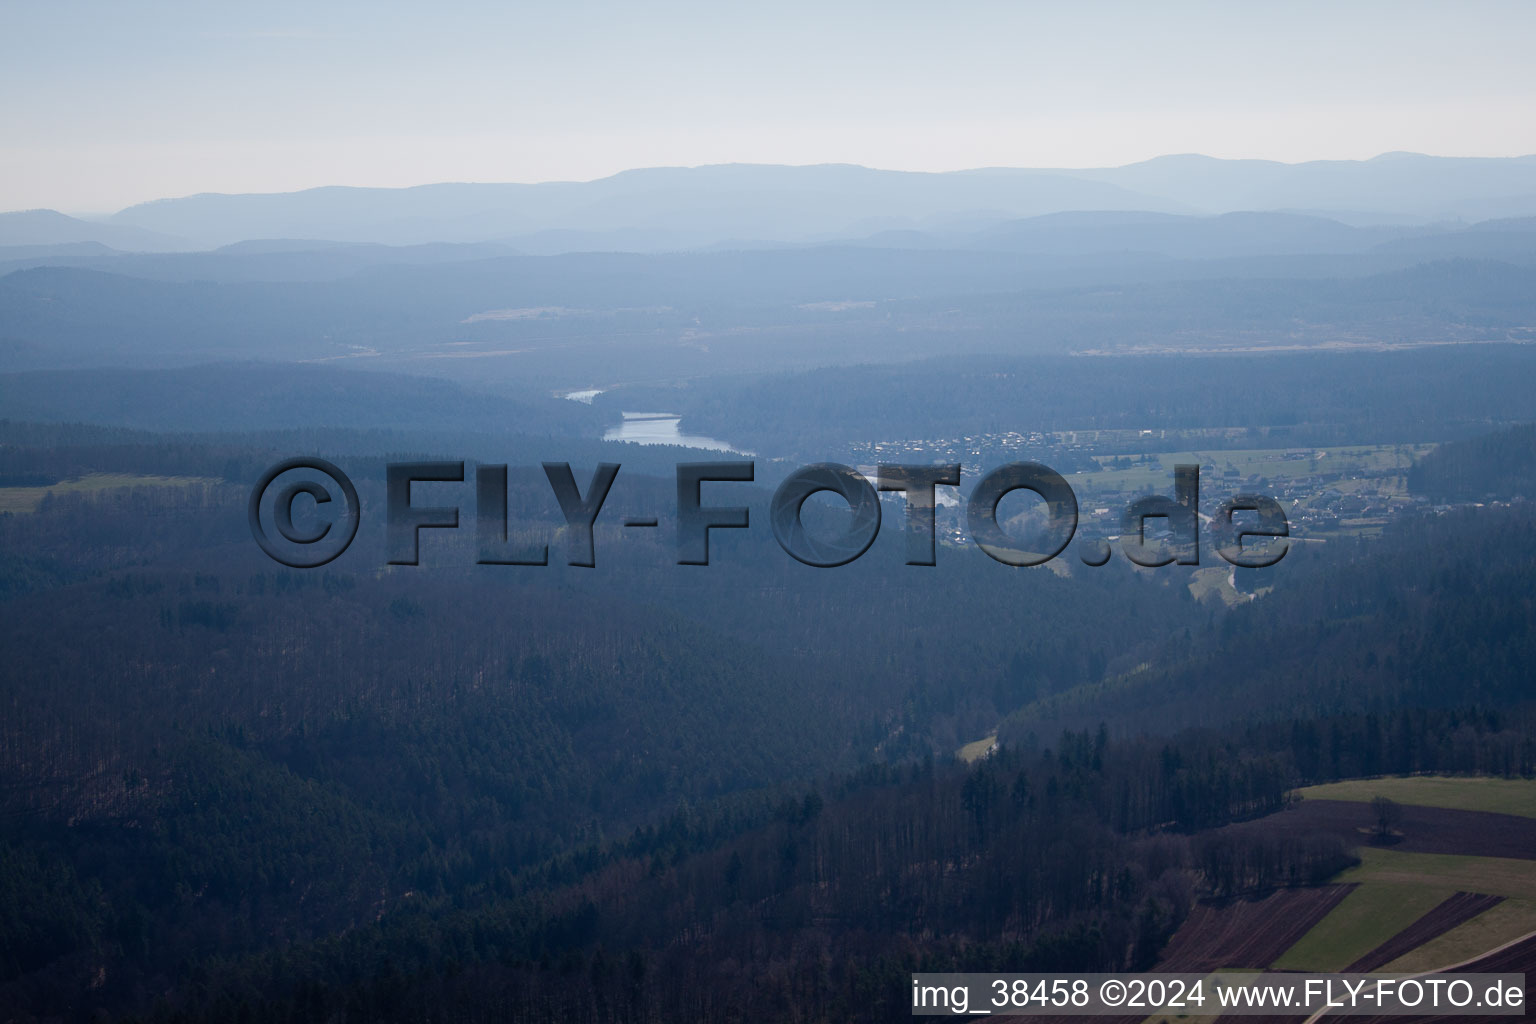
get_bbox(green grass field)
[1270,848,1536,975]
[957,735,997,764]
[1187,565,1250,607]
[1271,883,1452,970]
[0,473,219,514]
[1381,897,1536,972]
[1335,849,1536,900]
[1297,776,1536,819]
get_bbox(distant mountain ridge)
[1070,152,1536,220]
[4,154,1533,253]
[8,211,1536,287]
[100,165,1183,250]
[0,209,186,252]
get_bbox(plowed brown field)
[1156,885,1357,971]
[1217,801,1536,861]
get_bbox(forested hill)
[3,701,1527,1021]
[1409,422,1536,503]
[2,449,1534,1018]
[1000,504,1536,742]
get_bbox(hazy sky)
[3,0,1535,213]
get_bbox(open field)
[1383,897,1536,972]
[956,735,997,763]
[1297,777,1536,819]
[1339,933,1536,1024]
[1346,891,1505,972]
[1272,882,1452,971]
[1182,794,1536,984]
[1336,849,1536,900]
[1156,885,1355,972]
[0,473,220,514]
[1187,565,1248,607]
[1143,883,1528,1024]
